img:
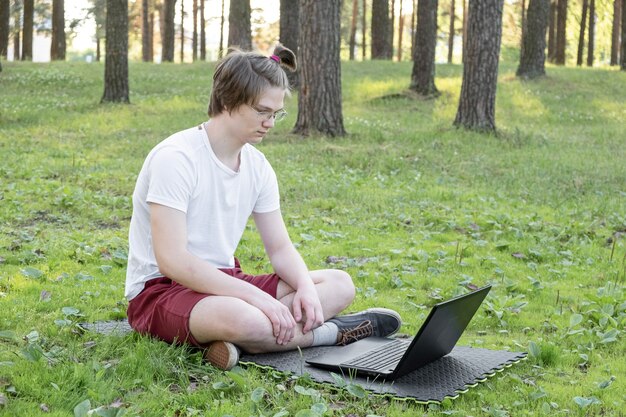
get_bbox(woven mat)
[83,320,526,403]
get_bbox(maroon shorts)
[127,258,280,347]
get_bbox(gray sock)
[311,322,339,346]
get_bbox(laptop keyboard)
[342,338,411,371]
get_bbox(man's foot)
[328,308,402,346]
[203,341,239,370]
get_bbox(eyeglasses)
[248,105,288,122]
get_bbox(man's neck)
[203,118,243,172]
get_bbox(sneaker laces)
[337,320,373,346]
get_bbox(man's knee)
[328,269,356,306]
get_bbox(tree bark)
[454,0,504,133]
[161,0,176,62]
[293,0,345,137]
[517,0,549,79]
[548,0,556,62]
[228,0,251,50]
[192,0,198,61]
[390,0,395,56]
[102,0,129,103]
[586,0,594,66]
[12,3,19,61]
[349,0,358,60]
[200,0,206,60]
[218,0,225,58]
[410,0,439,96]
[397,0,404,61]
[619,0,626,71]
[180,0,184,62]
[611,0,621,65]
[362,0,368,59]
[371,0,391,59]
[448,0,455,63]
[462,0,467,62]
[576,0,588,66]
[555,0,567,65]
[51,0,66,60]
[21,0,33,60]
[142,0,151,62]
[0,0,9,59]
[279,0,299,87]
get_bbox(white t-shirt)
[125,124,280,300]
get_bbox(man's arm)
[253,210,324,333]
[150,203,296,345]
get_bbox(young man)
[125,46,401,370]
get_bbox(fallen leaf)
[40,290,52,302]
[512,252,526,259]
[109,398,124,408]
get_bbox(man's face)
[231,86,286,145]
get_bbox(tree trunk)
[555,0,567,65]
[610,0,621,65]
[411,0,416,58]
[397,0,404,61]
[462,0,468,62]
[180,0,184,62]
[0,0,9,59]
[371,0,391,59]
[548,0,556,62]
[51,0,66,60]
[192,0,197,61]
[21,0,33,60]
[454,0,504,133]
[279,0,299,87]
[410,0,439,96]
[200,0,206,60]
[142,0,151,62]
[362,0,368,59]
[521,0,526,42]
[586,0,594,66]
[390,0,395,56]
[293,0,345,137]
[576,0,588,66]
[218,0,225,58]
[12,3,19,61]
[161,0,176,62]
[96,35,101,61]
[228,0,251,50]
[349,0,358,60]
[517,0,549,79]
[621,0,626,70]
[448,0,455,63]
[148,10,154,61]
[102,0,129,103]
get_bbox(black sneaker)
[328,308,402,346]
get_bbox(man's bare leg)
[189,269,355,353]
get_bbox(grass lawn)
[0,58,625,416]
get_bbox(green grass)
[1,58,625,416]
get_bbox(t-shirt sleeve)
[253,159,280,213]
[145,146,195,213]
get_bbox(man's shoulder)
[152,126,206,158]
[242,144,270,165]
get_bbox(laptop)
[306,285,491,380]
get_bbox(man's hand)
[250,292,297,345]
[292,282,324,334]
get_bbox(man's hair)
[208,44,297,117]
